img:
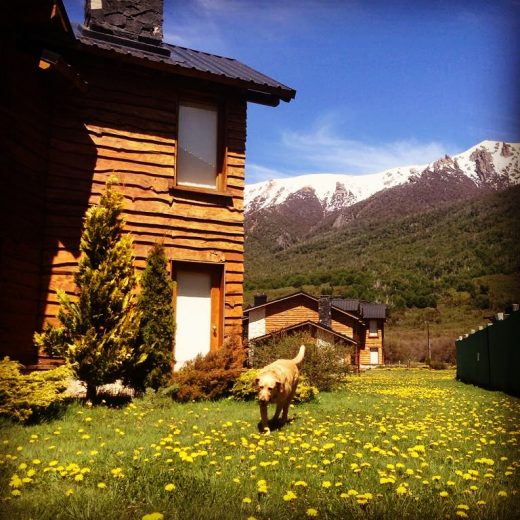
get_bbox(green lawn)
[1,369,519,519]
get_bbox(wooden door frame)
[171,260,225,352]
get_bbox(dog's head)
[255,372,281,403]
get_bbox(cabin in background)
[243,292,386,368]
[1,0,295,367]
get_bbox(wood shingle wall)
[1,44,51,363]
[40,54,246,342]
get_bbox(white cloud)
[281,122,450,174]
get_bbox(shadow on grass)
[256,416,296,433]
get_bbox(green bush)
[171,338,246,402]
[124,243,175,392]
[230,369,318,403]
[250,332,351,391]
[34,179,139,401]
[0,358,72,422]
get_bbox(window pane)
[177,103,218,188]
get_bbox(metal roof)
[74,25,296,105]
[360,302,386,320]
[332,298,360,312]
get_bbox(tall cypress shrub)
[124,243,175,392]
[35,179,139,401]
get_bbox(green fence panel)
[489,311,520,396]
[473,328,491,388]
[456,333,481,385]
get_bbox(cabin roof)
[249,320,358,346]
[360,303,386,320]
[74,25,296,106]
[243,291,379,324]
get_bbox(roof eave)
[73,31,296,105]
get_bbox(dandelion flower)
[498,490,507,497]
[65,488,74,496]
[396,485,407,495]
[242,497,252,504]
[283,490,297,501]
[142,513,164,520]
[164,483,175,492]
[11,490,21,497]
[97,482,106,489]
[306,508,319,517]
[439,491,449,498]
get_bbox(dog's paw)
[262,426,271,435]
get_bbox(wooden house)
[243,292,386,367]
[1,0,295,367]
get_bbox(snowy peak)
[245,141,520,215]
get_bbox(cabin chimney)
[254,293,268,307]
[319,296,331,328]
[84,0,164,44]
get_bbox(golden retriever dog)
[255,345,305,432]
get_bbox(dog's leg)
[273,402,283,423]
[259,401,269,432]
[281,392,296,423]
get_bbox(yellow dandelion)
[439,491,449,497]
[164,483,175,492]
[322,481,332,488]
[65,488,74,496]
[498,490,507,497]
[11,489,22,497]
[142,513,164,520]
[242,497,252,504]
[306,508,319,517]
[456,512,468,518]
[283,490,297,501]
[97,482,106,489]
[396,485,407,495]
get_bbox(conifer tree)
[35,179,139,401]
[124,243,175,392]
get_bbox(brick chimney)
[84,0,164,45]
[318,296,331,328]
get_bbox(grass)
[1,369,519,519]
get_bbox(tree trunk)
[86,383,97,402]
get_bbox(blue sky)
[64,0,519,183]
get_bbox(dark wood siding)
[40,55,247,346]
[0,43,51,363]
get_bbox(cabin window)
[177,101,222,190]
[369,319,378,337]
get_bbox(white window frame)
[176,100,223,191]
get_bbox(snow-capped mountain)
[245,141,520,215]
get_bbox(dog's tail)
[292,345,305,365]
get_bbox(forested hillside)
[245,185,520,361]
[246,185,519,307]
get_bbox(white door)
[370,348,379,365]
[174,270,212,369]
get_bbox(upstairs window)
[369,319,378,337]
[177,101,220,190]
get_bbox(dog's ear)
[275,381,282,391]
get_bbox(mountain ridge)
[245,140,520,217]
